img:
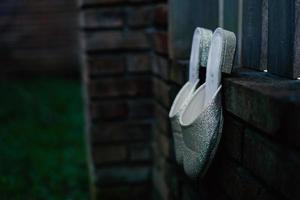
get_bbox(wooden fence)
[169,0,300,79]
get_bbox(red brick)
[127,53,152,72]
[129,143,151,161]
[243,128,300,199]
[90,99,153,121]
[96,184,151,200]
[127,100,153,118]
[87,55,125,75]
[3,12,77,28]
[218,159,281,200]
[182,183,205,200]
[11,1,76,14]
[223,69,300,149]
[152,77,171,108]
[81,0,151,6]
[85,30,150,51]
[153,102,170,134]
[152,31,169,55]
[89,77,152,98]
[92,145,127,165]
[152,148,179,200]
[91,120,152,143]
[0,0,78,75]
[91,121,152,143]
[170,60,187,85]
[154,127,171,159]
[152,55,170,80]
[82,8,124,28]
[127,6,154,27]
[95,166,151,185]
[127,0,152,2]
[219,113,244,162]
[153,4,168,27]
[152,168,170,200]
[81,0,125,6]
[90,101,128,120]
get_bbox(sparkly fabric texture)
[200,30,213,67]
[189,29,213,82]
[219,28,236,74]
[180,28,236,178]
[170,90,194,164]
[182,86,223,178]
[170,112,185,164]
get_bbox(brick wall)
[0,0,78,76]
[80,0,167,199]
[80,0,300,199]
[157,65,300,200]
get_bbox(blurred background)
[0,0,79,76]
[1,0,300,200]
[0,0,89,199]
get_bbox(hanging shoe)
[169,28,212,165]
[180,28,236,178]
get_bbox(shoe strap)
[189,28,212,84]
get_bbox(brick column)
[80,0,167,199]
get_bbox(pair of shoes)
[169,27,236,178]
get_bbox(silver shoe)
[169,28,212,165]
[180,28,236,178]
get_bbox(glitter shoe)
[180,28,236,178]
[169,28,212,165]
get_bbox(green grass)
[0,78,89,199]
